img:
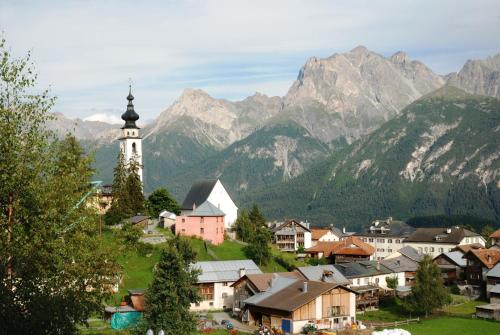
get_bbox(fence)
[366,317,420,328]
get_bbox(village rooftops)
[404,227,480,244]
[356,219,415,238]
[192,260,262,283]
[295,265,350,285]
[231,272,304,292]
[311,229,331,240]
[181,180,218,210]
[305,236,375,257]
[453,243,484,254]
[465,249,500,269]
[187,201,225,217]
[490,229,500,239]
[128,215,150,224]
[435,250,467,267]
[488,263,500,278]
[334,261,393,278]
[397,246,423,262]
[244,279,355,313]
[381,255,419,273]
[272,219,311,233]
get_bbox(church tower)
[119,85,143,185]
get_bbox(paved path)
[211,311,256,333]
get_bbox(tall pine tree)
[137,236,200,335]
[123,158,144,216]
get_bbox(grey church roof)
[121,86,140,129]
[181,180,218,210]
[189,201,225,217]
[296,265,350,285]
[193,260,262,283]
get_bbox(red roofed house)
[305,236,375,263]
[464,249,500,288]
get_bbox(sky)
[1,0,499,123]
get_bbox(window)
[209,302,214,306]
[357,279,360,285]
[424,247,428,252]
[127,131,130,136]
[465,238,469,243]
[369,238,374,243]
[195,303,200,307]
[200,217,204,223]
[216,228,218,234]
[395,239,401,244]
[388,249,392,253]
[418,247,423,254]
[200,228,204,234]
[222,282,228,286]
[132,142,137,154]
[439,248,444,253]
[375,278,379,284]
[388,239,393,243]
[181,229,185,233]
[430,247,435,252]
[182,218,185,223]
[377,238,385,243]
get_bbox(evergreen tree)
[234,209,253,242]
[0,38,120,334]
[405,255,451,317]
[105,151,128,225]
[147,187,180,218]
[245,227,272,266]
[137,236,200,335]
[249,203,266,228]
[123,158,144,216]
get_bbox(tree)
[386,276,398,290]
[105,151,128,225]
[123,158,144,216]
[137,236,200,335]
[245,227,272,266]
[234,209,253,242]
[0,38,120,334]
[405,255,451,317]
[147,187,180,218]
[249,203,266,228]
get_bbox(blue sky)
[1,0,499,123]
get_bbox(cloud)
[1,0,499,120]
[83,113,123,125]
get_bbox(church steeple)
[121,85,140,129]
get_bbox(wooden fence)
[366,317,420,328]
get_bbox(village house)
[486,263,500,303]
[191,260,262,311]
[333,261,405,311]
[304,236,375,263]
[310,227,346,246]
[463,249,500,287]
[271,219,312,252]
[433,250,467,285]
[175,201,225,245]
[295,265,350,286]
[243,278,357,334]
[180,179,238,229]
[355,218,414,260]
[158,210,176,228]
[404,227,485,258]
[231,272,305,318]
[383,246,422,286]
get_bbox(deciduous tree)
[147,187,180,218]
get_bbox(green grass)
[443,299,489,315]
[357,304,409,322]
[210,240,247,260]
[399,316,500,335]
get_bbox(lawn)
[441,295,488,315]
[357,303,409,322]
[399,316,500,335]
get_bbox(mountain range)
[49,47,500,226]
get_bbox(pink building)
[175,200,225,245]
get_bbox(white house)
[180,179,238,229]
[404,227,485,258]
[310,227,346,246]
[271,219,312,252]
[354,218,414,260]
[190,260,262,311]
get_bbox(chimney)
[376,262,380,271]
[488,255,492,264]
[446,228,452,234]
[396,260,401,266]
[192,203,196,211]
[302,282,308,293]
[342,227,346,234]
[239,268,246,278]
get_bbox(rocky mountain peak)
[350,45,369,54]
[390,51,410,64]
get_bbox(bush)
[307,257,329,266]
[303,323,317,334]
[118,223,143,245]
[450,285,461,295]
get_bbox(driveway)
[211,311,256,333]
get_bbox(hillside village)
[1,3,500,334]
[83,90,500,334]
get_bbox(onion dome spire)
[121,85,140,129]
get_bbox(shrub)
[137,242,154,256]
